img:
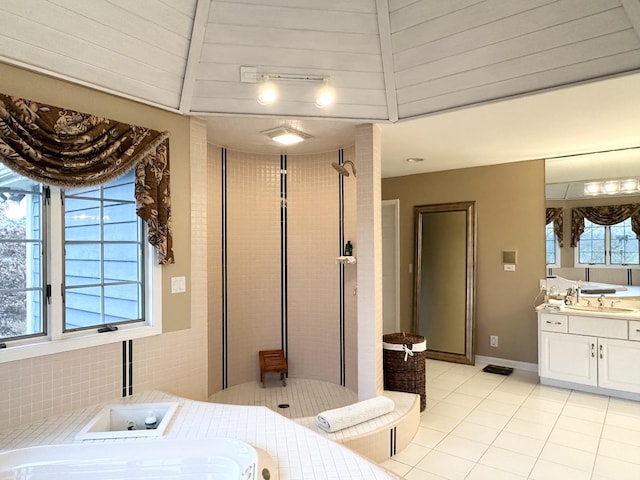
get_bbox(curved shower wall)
[207,147,358,392]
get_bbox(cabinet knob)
[545,320,562,325]
[591,343,595,358]
[599,344,604,359]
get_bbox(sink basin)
[566,305,636,314]
[75,402,178,440]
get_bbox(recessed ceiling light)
[406,157,424,163]
[261,126,312,145]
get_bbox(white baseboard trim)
[475,355,538,373]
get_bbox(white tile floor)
[209,360,640,480]
[381,359,640,480]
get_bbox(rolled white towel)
[316,396,395,433]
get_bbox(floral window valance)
[545,207,564,247]
[0,93,173,264]
[571,204,640,248]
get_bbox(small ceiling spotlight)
[242,67,333,107]
[315,79,334,108]
[406,157,424,163]
[257,76,277,105]
[262,126,312,145]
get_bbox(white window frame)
[545,222,561,268]
[0,185,162,363]
[575,219,640,269]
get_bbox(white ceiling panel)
[1,0,640,176]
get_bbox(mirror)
[413,201,476,365]
[545,149,640,273]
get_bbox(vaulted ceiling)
[2,0,640,177]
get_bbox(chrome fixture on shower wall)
[331,160,357,178]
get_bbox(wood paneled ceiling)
[2,0,640,176]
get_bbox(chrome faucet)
[611,300,622,308]
[598,295,605,307]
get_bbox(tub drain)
[278,403,290,409]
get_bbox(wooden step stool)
[259,349,287,388]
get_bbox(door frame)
[382,199,400,333]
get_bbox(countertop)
[0,390,398,480]
[536,303,640,320]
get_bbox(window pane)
[65,243,101,286]
[104,243,140,283]
[104,284,141,322]
[0,166,44,340]
[610,218,640,265]
[104,201,139,241]
[63,170,143,331]
[545,223,557,265]
[578,220,605,264]
[65,286,102,329]
[64,198,101,241]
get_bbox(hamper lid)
[382,332,426,352]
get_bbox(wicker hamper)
[382,333,426,412]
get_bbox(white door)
[382,200,400,334]
[598,338,640,393]
[540,332,597,386]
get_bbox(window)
[0,172,44,341]
[0,165,160,362]
[545,222,560,267]
[63,177,144,331]
[576,218,640,267]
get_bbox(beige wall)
[382,160,546,364]
[0,64,209,431]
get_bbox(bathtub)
[0,391,396,479]
[0,438,259,479]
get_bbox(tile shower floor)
[208,377,357,419]
[210,360,640,480]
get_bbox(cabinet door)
[540,332,597,386]
[598,339,640,394]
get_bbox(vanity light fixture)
[261,126,311,145]
[584,178,640,196]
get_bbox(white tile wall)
[356,124,384,400]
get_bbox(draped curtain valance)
[0,93,173,264]
[570,204,640,248]
[545,207,564,247]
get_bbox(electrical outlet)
[490,335,498,347]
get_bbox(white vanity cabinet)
[598,338,640,393]
[538,311,640,398]
[539,331,597,386]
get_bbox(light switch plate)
[171,276,186,293]
[504,264,516,272]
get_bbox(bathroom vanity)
[537,305,640,400]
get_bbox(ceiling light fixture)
[315,79,334,108]
[584,178,640,196]
[257,76,277,105]
[406,157,424,163]
[262,126,312,145]
[241,66,332,108]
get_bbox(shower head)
[331,160,357,178]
